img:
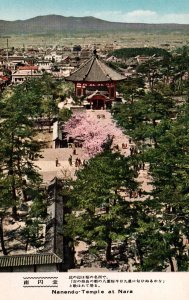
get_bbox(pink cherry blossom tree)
[63,112,124,157]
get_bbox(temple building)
[66,51,126,110]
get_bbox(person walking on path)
[55,157,59,167]
[68,155,72,166]
[77,158,81,167]
[75,158,78,167]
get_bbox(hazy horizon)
[1,13,189,26]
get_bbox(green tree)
[0,83,43,219]
[111,47,170,60]
[113,73,189,271]
[0,176,14,255]
[41,94,59,131]
[58,108,72,123]
[136,58,163,91]
[65,150,138,262]
[19,219,44,252]
[117,77,145,103]
[142,108,189,271]
[113,91,175,147]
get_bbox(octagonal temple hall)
[66,50,126,110]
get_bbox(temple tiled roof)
[0,253,62,267]
[66,54,126,82]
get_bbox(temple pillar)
[114,82,116,100]
[90,100,92,109]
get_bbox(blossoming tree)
[63,112,124,157]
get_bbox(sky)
[0,0,189,24]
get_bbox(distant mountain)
[0,14,189,35]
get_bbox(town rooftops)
[0,75,9,81]
[0,253,62,268]
[18,65,38,71]
[66,53,126,83]
[12,69,42,77]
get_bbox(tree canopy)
[111,47,171,59]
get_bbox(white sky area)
[91,10,189,24]
[0,0,189,24]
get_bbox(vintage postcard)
[0,0,189,299]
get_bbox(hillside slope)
[1,15,189,34]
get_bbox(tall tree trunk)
[12,184,18,220]
[22,189,28,202]
[169,256,175,272]
[136,239,144,267]
[153,137,158,148]
[9,133,18,220]
[152,118,157,128]
[0,217,8,255]
[105,202,112,261]
[106,237,112,261]
[12,205,18,220]
[48,115,51,133]
[17,156,28,202]
[25,239,29,252]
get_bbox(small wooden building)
[53,121,67,148]
[0,253,62,272]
